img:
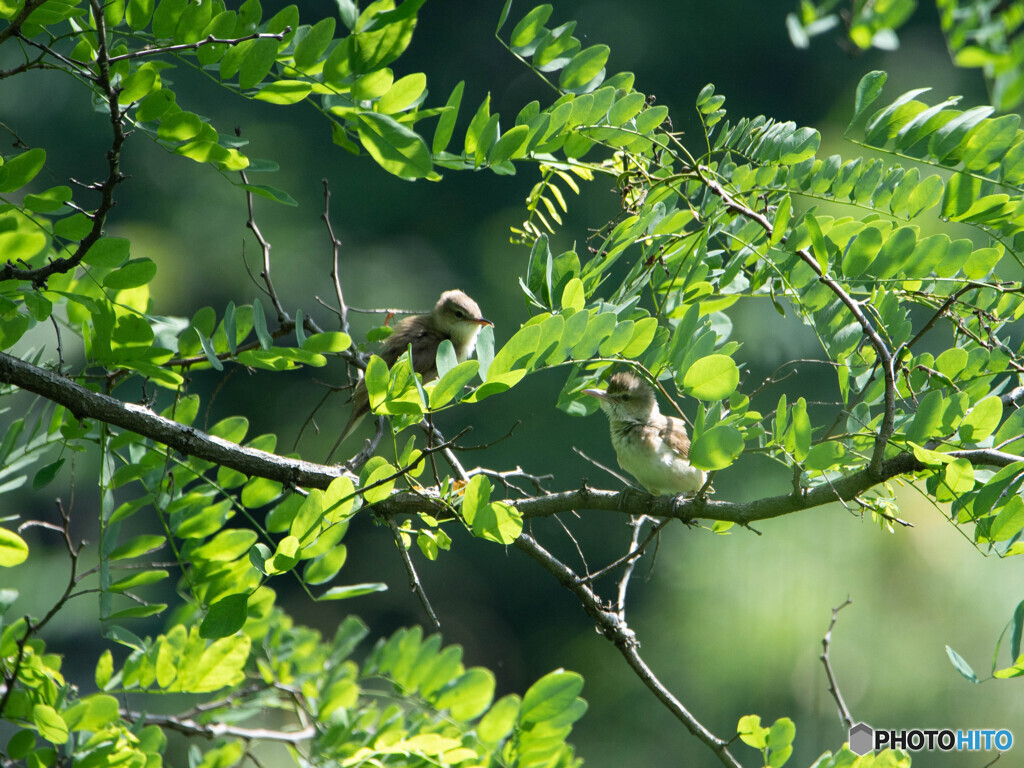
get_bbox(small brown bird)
[339,289,492,444]
[583,371,706,496]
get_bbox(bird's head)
[433,290,493,351]
[583,371,658,423]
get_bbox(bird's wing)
[657,417,691,460]
[383,317,444,380]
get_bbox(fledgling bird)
[339,289,492,445]
[583,371,706,496]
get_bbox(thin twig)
[107,30,288,63]
[573,445,640,490]
[321,179,351,336]
[584,516,669,584]
[240,166,288,323]
[124,711,315,744]
[384,514,441,632]
[820,597,855,730]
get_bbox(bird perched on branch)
[583,371,706,496]
[339,289,492,446]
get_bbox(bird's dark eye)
[454,309,466,319]
[619,393,631,401]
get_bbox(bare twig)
[573,445,640,490]
[1,2,126,286]
[583,516,669,584]
[820,597,855,730]
[124,711,315,744]
[240,167,288,324]
[107,30,289,63]
[384,514,441,632]
[513,532,742,768]
[321,179,351,336]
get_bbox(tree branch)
[820,597,855,730]
[124,711,315,744]
[513,532,741,768]
[3,351,1020,526]
[700,173,898,477]
[107,31,288,63]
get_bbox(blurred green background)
[5,0,1024,765]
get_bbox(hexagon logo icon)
[848,722,874,756]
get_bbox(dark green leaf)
[199,593,249,638]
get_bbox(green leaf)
[379,72,427,114]
[108,569,169,592]
[357,111,433,180]
[841,226,882,277]
[489,124,530,164]
[108,534,165,561]
[470,501,523,544]
[157,110,202,141]
[32,458,64,489]
[435,338,458,378]
[294,16,335,69]
[0,148,45,193]
[737,714,768,748]
[559,44,609,93]
[847,71,888,132]
[905,390,945,444]
[199,593,249,638]
[959,396,1002,443]
[804,442,845,471]
[0,526,29,566]
[197,330,224,371]
[682,355,740,401]
[690,425,744,471]
[943,458,975,494]
[317,582,388,600]
[520,669,584,723]
[430,360,480,408]
[946,645,979,683]
[84,237,130,268]
[63,694,120,732]
[254,80,312,105]
[361,460,396,504]
[241,476,282,508]
[103,258,157,290]
[461,474,491,522]
[790,397,811,462]
[988,496,1024,542]
[303,332,351,353]
[962,114,1020,171]
[238,37,279,89]
[95,649,113,689]
[478,694,521,745]
[303,545,348,585]
[186,634,251,693]
[489,324,541,377]
[510,4,553,51]
[271,535,301,573]
[119,66,158,104]
[433,80,465,154]
[434,667,495,720]
[31,703,69,744]
[23,184,71,212]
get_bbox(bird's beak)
[472,317,494,327]
[582,388,608,402]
